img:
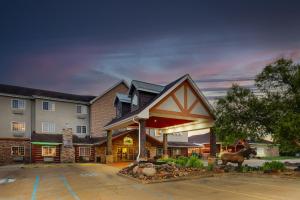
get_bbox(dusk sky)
[1,0,300,101]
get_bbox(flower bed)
[118,158,300,183]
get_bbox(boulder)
[142,167,157,177]
[133,166,139,174]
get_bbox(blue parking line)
[60,175,80,200]
[31,175,39,200]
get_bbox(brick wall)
[90,83,128,137]
[0,139,30,164]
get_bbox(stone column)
[105,130,113,164]
[163,133,168,159]
[209,128,217,157]
[139,119,147,160]
[61,128,75,163]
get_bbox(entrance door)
[117,147,135,161]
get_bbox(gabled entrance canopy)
[103,74,217,162]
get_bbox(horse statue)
[221,147,257,167]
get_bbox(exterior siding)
[31,144,61,163]
[139,91,157,108]
[35,99,89,136]
[0,96,32,139]
[90,83,128,137]
[0,138,31,164]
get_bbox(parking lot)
[0,163,300,200]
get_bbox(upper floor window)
[42,122,56,133]
[76,125,87,134]
[11,122,25,132]
[76,105,87,114]
[43,101,55,111]
[11,146,25,156]
[11,99,25,109]
[132,94,138,106]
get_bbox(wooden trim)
[171,94,184,112]
[187,99,198,113]
[0,137,30,141]
[151,109,212,119]
[184,83,188,110]
[150,80,213,119]
[187,81,211,116]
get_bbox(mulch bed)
[118,162,300,184]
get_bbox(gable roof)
[104,74,187,129]
[114,93,131,105]
[0,83,95,103]
[90,80,129,104]
[129,80,165,95]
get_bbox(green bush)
[185,156,204,168]
[175,156,189,167]
[158,156,204,168]
[262,161,285,171]
[207,163,214,171]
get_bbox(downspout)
[132,116,140,161]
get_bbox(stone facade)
[60,128,75,163]
[90,82,128,137]
[0,139,30,164]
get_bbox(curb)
[117,172,216,184]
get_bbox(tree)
[214,58,300,151]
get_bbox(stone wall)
[90,83,128,137]
[0,139,30,164]
[60,128,75,163]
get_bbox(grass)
[260,156,299,160]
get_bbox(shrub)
[185,156,204,168]
[262,161,285,172]
[207,163,214,171]
[175,156,189,167]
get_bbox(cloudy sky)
[0,0,300,101]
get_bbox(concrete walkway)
[0,163,300,200]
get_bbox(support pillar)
[209,128,217,157]
[163,133,168,159]
[138,119,147,161]
[105,130,113,164]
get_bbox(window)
[77,105,87,114]
[42,122,55,133]
[154,129,161,137]
[11,122,25,132]
[156,148,163,156]
[79,147,91,156]
[11,146,25,156]
[132,94,138,106]
[43,101,55,111]
[173,148,181,156]
[11,99,25,109]
[171,131,185,136]
[42,146,56,157]
[76,126,87,134]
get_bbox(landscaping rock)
[142,167,157,177]
[133,166,139,174]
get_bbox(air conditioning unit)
[12,109,24,115]
[77,114,87,119]
[13,132,25,137]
